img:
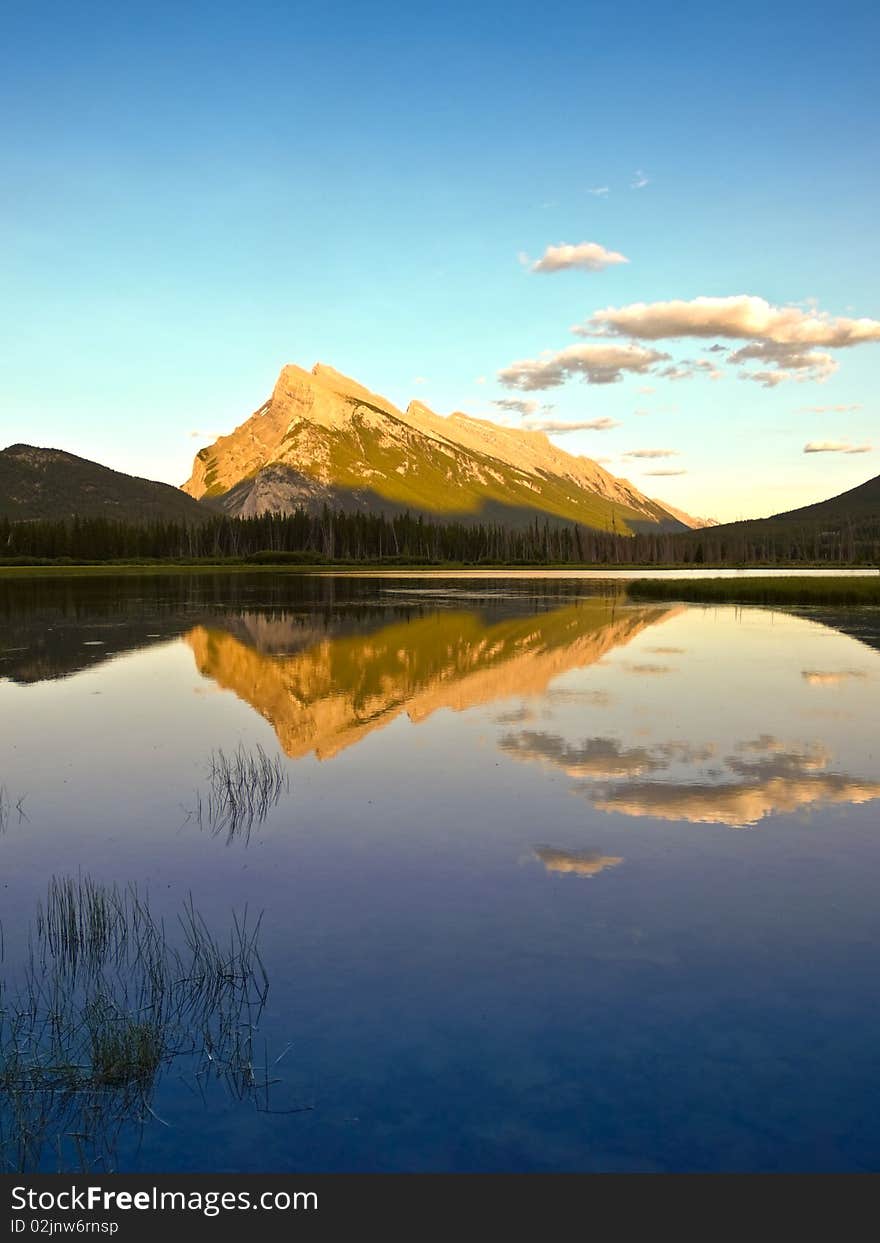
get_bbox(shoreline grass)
[0,559,877,580]
[627,576,880,606]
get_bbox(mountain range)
[1,361,876,545]
[181,362,708,533]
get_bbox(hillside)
[0,444,211,525]
[764,473,880,525]
[700,472,880,559]
[183,363,707,535]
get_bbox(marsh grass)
[193,744,289,842]
[88,1012,163,1088]
[0,876,276,1172]
[627,576,880,607]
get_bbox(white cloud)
[634,408,651,417]
[498,343,668,390]
[624,448,679,459]
[631,169,650,189]
[528,241,629,274]
[413,376,428,385]
[522,416,621,434]
[583,294,880,349]
[644,469,687,476]
[804,441,873,454]
[588,186,610,196]
[576,294,880,386]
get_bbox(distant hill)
[182,362,710,534]
[694,472,880,560]
[0,444,211,524]
[763,473,880,525]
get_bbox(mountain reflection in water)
[3,574,880,1173]
[2,574,879,832]
[184,599,679,761]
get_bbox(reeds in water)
[194,744,289,842]
[0,786,27,834]
[0,876,274,1172]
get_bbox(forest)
[1,505,877,566]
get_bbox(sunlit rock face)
[185,600,681,760]
[182,361,705,532]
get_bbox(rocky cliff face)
[182,362,706,533]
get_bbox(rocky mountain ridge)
[182,363,709,533]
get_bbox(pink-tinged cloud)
[527,241,629,274]
[582,295,880,348]
[498,343,668,390]
[803,441,873,454]
[491,398,542,416]
[522,416,621,434]
[797,403,863,414]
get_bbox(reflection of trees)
[0,876,279,1172]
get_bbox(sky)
[1,0,878,522]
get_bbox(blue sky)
[2,0,878,520]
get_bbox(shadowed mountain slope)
[0,444,211,524]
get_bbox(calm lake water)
[2,571,879,1173]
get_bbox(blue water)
[1,572,879,1172]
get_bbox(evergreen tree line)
[1,506,877,565]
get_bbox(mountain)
[0,444,210,525]
[182,363,708,534]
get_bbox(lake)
[2,571,879,1173]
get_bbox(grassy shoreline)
[0,559,877,581]
[627,576,880,606]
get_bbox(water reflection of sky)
[2,576,880,1172]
